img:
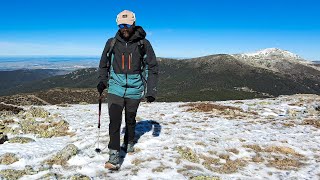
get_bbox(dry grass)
[180,103,242,112]
[176,146,200,163]
[152,163,170,173]
[267,157,304,170]
[213,159,247,174]
[130,167,140,175]
[242,144,263,152]
[0,169,27,180]
[180,103,259,120]
[281,122,295,127]
[199,152,248,174]
[227,148,239,155]
[175,157,181,165]
[191,176,220,180]
[302,119,320,128]
[2,119,15,125]
[208,151,217,155]
[243,144,305,158]
[177,165,205,178]
[131,157,157,166]
[195,142,207,147]
[19,118,75,138]
[199,154,221,170]
[242,144,307,170]
[252,154,264,163]
[264,146,304,158]
[0,153,19,165]
[218,154,230,160]
[169,121,178,125]
[192,127,202,131]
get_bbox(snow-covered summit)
[233,48,305,62]
[230,48,317,72]
[243,48,302,60]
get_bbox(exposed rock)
[43,144,78,166]
[0,169,26,180]
[0,122,5,134]
[8,137,35,144]
[176,146,200,163]
[37,164,51,172]
[19,117,73,138]
[0,118,19,135]
[286,109,299,117]
[37,172,63,180]
[0,153,19,165]
[24,165,37,175]
[57,103,71,107]
[0,134,8,144]
[26,106,50,118]
[191,176,220,180]
[306,104,320,116]
[0,103,24,114]
[0,111,14,117]
[69,174,91,180]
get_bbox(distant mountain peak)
[240,48,303,60]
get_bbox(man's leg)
[124,98,141,147]
[107,93,124,151]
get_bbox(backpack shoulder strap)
[138,39,148,70]
[107,38,117,57]
[137,39,147,58]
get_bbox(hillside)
[0,69,69,95]
[1,48,319,102]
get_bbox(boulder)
[0,153,19,165]
[43,144,78,166]
[0,134,8,144]
[8,137,35,144]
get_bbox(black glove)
[146,96,155,103]
[97,82,106,94]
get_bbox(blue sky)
[0,0,319,60]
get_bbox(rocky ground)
[0,94,319,180]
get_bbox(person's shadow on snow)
[119,120,161,161]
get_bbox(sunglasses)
[119,24,132,29]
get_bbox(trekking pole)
[95,92,102,153]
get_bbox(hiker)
[97,10,159,170]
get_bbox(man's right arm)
[98,38,113,86]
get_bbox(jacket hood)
[116,26,146,42]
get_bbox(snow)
[1,94,320,179]
[230,48,320,72]
[243,48,302,60]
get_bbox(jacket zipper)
[123,43,128,97]
[123,74,128,98]
[122,53,125,69]
[128,53,131,70]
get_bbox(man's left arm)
[145,40,159,100]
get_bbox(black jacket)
[98,26,159,99]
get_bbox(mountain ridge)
[0,48,319,102]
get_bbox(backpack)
[106,38,148,95]
[106,38,147,70]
